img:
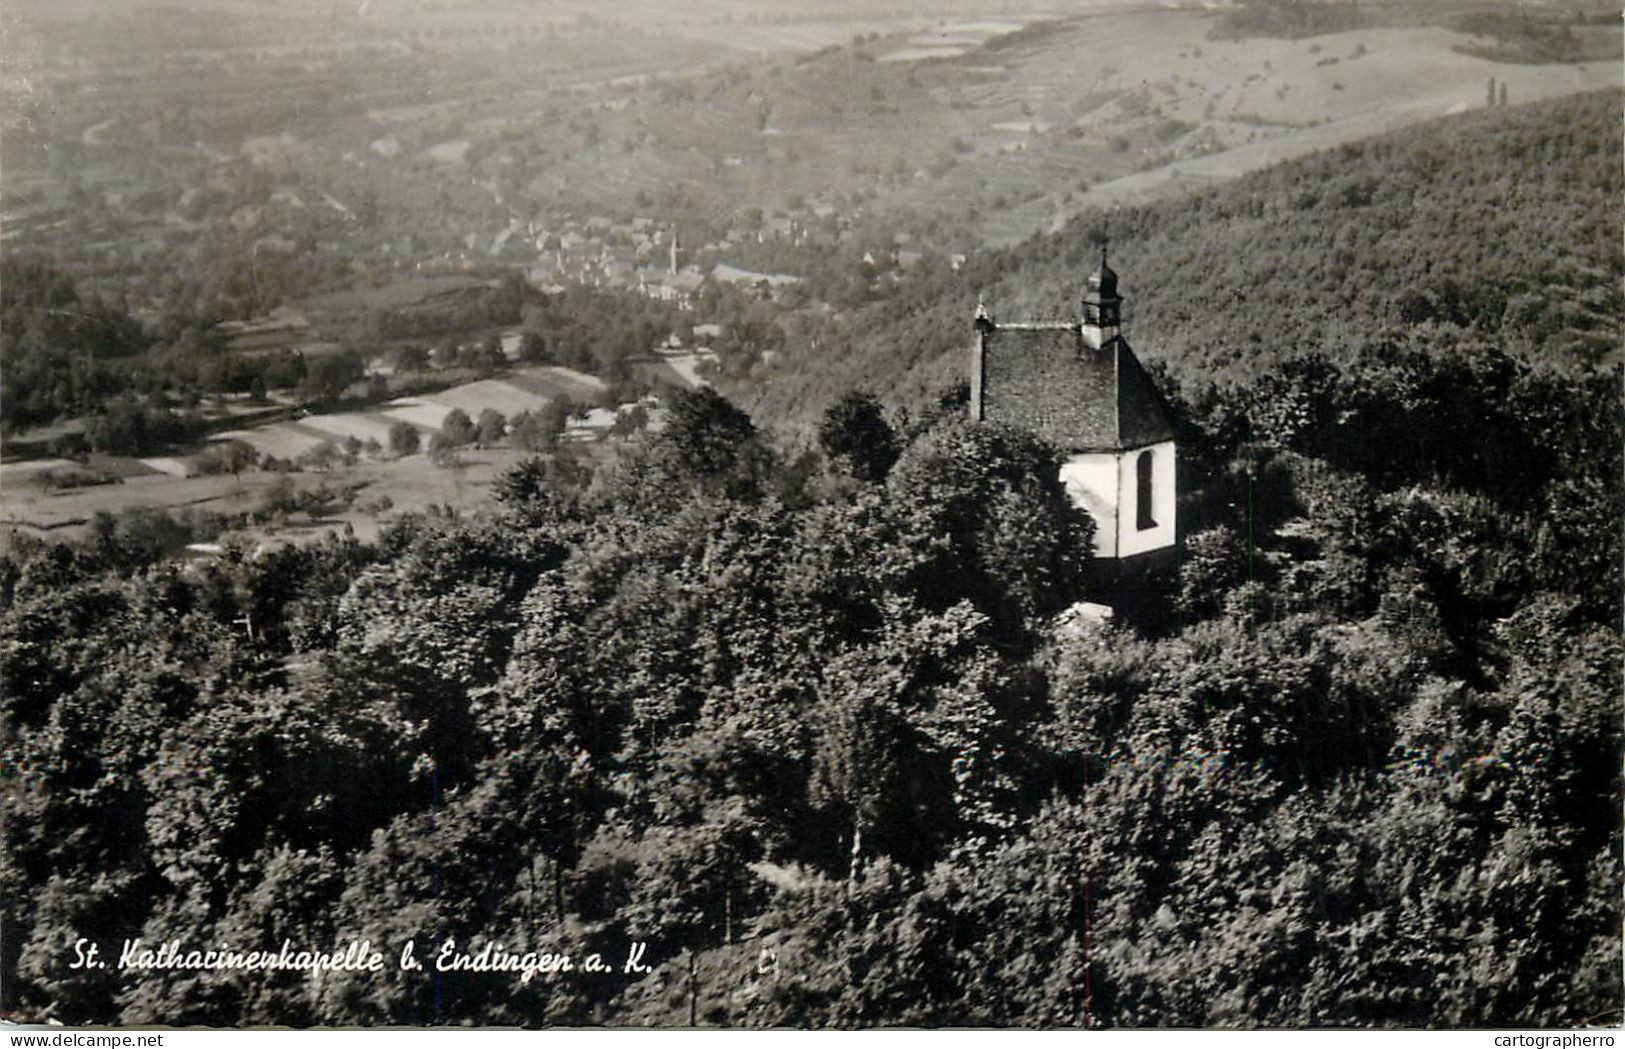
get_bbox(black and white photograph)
[0,0,1620,1033]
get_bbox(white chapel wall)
[1060,441,1176,560]
[1117,440,1176,558]
[1059,452,1120,558]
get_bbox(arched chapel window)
[1136,450,1156,531]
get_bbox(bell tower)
[1080,242,1122,350]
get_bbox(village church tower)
[970,246,1177,561]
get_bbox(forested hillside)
[737,88,1622,435]
[2,89,1620,1029]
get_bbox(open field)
[212,424,328,460]
[295,275,490,318]
[296,412,400,446]
[424,378,564,418]
[1,471,267,536]
[0,459,83,481]
[373,369,596,430]
[506,367,609,399]
[208,365,611,457]
[0,445,550,553]
[0,363,626,552]
[378,400,457,432]
[138,457,195,478]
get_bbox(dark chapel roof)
[971,322,1176,453]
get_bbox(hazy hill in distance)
[734,88,1624,439]
[6,0,1614,271]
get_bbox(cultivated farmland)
[0,365,618,553]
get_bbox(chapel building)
[970,247,1177,561]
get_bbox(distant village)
[518,215,800,308]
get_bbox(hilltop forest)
[1,92,1620,1027]
[739,88,1622,432]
